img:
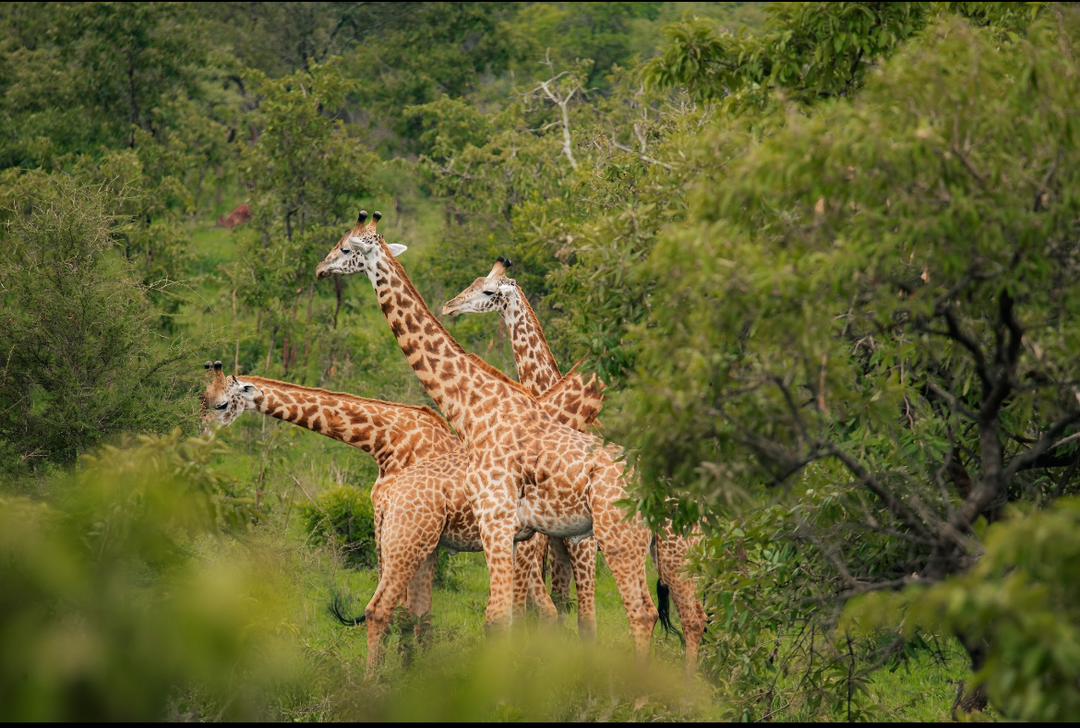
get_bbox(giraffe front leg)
[476,505,519,631]
[512,533,539,619]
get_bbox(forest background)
[1,2,1078,721]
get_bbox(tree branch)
[1005,408,1080,480]
[529,70,580,171]
[825,445,935,540]
[609,138,675,170]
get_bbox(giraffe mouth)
[315,261,335,279]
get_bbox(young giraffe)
[442,258,600,638]
[199,359,604,675]
[315,211,660,655]
[442,258,709,668]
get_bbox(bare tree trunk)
[530,66,581,171]
[332,276,345,330]
[127,51,140,148]
[298,285,317,373]
[232,288,240,372]
[265,325,276,372]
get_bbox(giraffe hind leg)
[548,537,574,617]
[362,512,442,678]
[413,551,438,651]
[589,477,656,654]
[654,533,707,673]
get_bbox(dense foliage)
[1,1,1076,721]
[300,484,378,569]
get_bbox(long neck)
[502,289,562,396]
[369,245,530,436]
[244,376,457,475]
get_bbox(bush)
[300,484,459,586]
[0,172,191,475]
[845,498,1080,721]
[0,432,303,721]
[300,485,377,569]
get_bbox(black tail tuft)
[328,590,366,626]
[656,579,685,645]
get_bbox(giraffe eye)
[342,247,351,255]
[215,402,228,410]
[482,290,495,296]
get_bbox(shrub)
[0,172,191,475]
[0,432,300,721]
[300,485,377,569]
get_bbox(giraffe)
[199,358,604,675]
[441,257,600,639]
[442,258,709,669]
[315,210,660,655]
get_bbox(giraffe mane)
[238,375,454,433]
[511,281,559,372]
[539,359,607,426]
[375,237,536,399]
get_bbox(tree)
[620,11,1079,717]
[846,496,1080,721]
[236,59,379,377]
[0,2,208,165]
[0,173,191,473]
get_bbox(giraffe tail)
[328,590,366,626]
[656,578,684,645]
[651,535,685,644]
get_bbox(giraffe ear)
[387,243,408,257]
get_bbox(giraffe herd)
[201,210,708,677]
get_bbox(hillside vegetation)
[1,2,1078,721]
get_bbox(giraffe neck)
[243,376,457,475]
[369,243,532,437]
[502,288,562,397]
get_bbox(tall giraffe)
[442,258,600,638]
[316,211,659,653]
[199,359,603,675]
[442,259,708,668]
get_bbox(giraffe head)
[440,257,517,317]
[315,210,407,282]
[199,360,263,432]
